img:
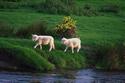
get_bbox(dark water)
[0,69,125,83]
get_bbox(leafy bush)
[100,4,120,13]
[15,21,48,38]
[55,16,77,37]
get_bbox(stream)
[0,69,125,83]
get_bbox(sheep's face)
[32,34,39,41]
[61,38,68,45]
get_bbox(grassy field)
[0,11,125,42]
[0,0,125,71]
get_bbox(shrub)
[55,16,77,38]
[15,21,48,38]
[100,4,120,13]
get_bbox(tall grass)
[43,50,86,69]
[15,21,48,38]
[66,40,125,70]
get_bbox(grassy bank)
[0,38,86,71]
[0,37,125,71]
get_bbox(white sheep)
[61,37,81,53]
[32,34,55,51]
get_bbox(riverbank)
[0,38,125,72]
[0,38,86,72]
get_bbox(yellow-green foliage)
[55,16,77,37]
[56,16,76,30]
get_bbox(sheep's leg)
[64,47,68,52]
[40,44,42,50]
[77,48,80,53]
[49,47,52,52]
[77,46,81,53]
[34,43,39,48]
[71,47,74,53]
[49,45,53,52]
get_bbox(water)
[0,69,125,83]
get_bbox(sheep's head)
[61,37,68,45]
[32,34,39,41]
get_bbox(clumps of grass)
[0,21,13,37]
[85,42,125,70]
[0,40,55,71]
[15,21,48,38]
[100,4,120,14]
[0,20,50,38]
[43,50,86,69]
[79,4,99,16]
[33,0,76,15]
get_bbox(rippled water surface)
[0,69,125,83]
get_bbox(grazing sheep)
[32,34,55,51]
[61,37,81,53]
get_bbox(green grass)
[76,16,125,43]
[0,11,62,28]
[0,39,55,71]
[0,38,86,71]
[0,11,125,44]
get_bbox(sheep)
[32,34,55,51]
[61,37,81,53]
